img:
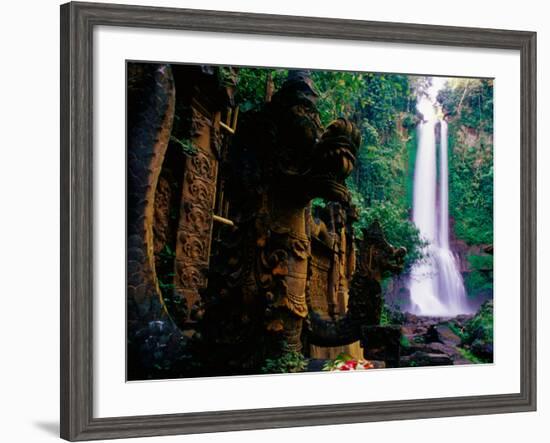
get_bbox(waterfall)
[408,93,471,316]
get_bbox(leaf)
[170,136,198,156]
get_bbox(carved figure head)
[309,118,361,202]
[228,71,360,208]
[356,221,407,281]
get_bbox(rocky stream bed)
[308,300,494,371]
[399,313,474,367]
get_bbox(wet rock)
[429,324,462,346]
[471,339,494,362]
[454,314,474,325]
[400,351,453,367]
[361,325,401,368]
[424,324,443,343]
[421,342,454,355]
[398,314,483,367]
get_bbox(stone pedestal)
[360,325,402,368]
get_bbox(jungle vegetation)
[438,78,494,300]
[232,68,494,300]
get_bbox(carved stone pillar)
[174,104,221,333]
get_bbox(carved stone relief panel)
[174,106,220,329]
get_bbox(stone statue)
[355,221,407,325]
[200,70,408,372]
[126,65,407,378]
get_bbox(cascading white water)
[408,92,471,316]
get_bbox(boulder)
[471,339,494,362]
[400,351,453,367]
[424,324,443,343]
[361,325,402,368]
[424,324,462,346]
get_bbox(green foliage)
[438,79,494,246]
[456,347,484,364]
[169,136,198,156]
[401,113,417,131]
[448,131,493,244]
[261,347,307,374]
[322,353,354,371]
[465,254,493,298]
[311,71,413,131]
[380,308,390,326]
[400,334,411,348]
[157,244,176,293]
[405,131,417,209]
[448,321,466,341]
[462,300,493,347]
[380,304,407,326]
[234,68,289,111]
[445,300,493,363]
[311,71,365,126]
[156,244,187,311]
[349,195,425,270]
[310,197,327,211]
[438,79,493,133]
[450,301,494,363]
[467,254,493,269]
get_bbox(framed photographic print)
[60,1,536,441]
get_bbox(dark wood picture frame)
[60,1,537,440]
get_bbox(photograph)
[127,62,494,380]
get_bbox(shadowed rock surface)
[399,313,475,367]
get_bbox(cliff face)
[449,220,493,309]
[446,117,493,307]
